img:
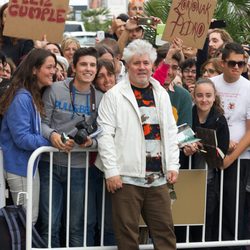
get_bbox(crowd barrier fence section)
[26,146,250,250]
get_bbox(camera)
[138,17,154,26]
[209,20,226,29]
[61,112,98,145]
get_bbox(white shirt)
[211,74,250,158]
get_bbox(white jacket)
[95,75,180,179]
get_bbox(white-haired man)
[96,39,180,250]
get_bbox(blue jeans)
[88,165,116,245]
[38,161,96,247]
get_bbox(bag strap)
[2,206,21,250]
[16,206,46,248]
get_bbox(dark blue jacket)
[0,89,50,176]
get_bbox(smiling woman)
[0,48,56,223]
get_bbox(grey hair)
[123,39,157,64]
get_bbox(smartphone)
[96,31,105,41]
[209,20,226,29]
[138,17,154,26]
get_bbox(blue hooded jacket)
[0,89,50,176]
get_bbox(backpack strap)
[16,206,46,248]
[1,206,21,250]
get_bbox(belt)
[145,172,164,184]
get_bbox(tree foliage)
[81,7,111,32]
[144,0,250,43]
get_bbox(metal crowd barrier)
[25,146,250,250]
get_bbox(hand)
[149,16,162,30]
[228,140,238,153]
[79,136,93,148]
[125,17,139,30]
[106,175,123,193]
[34,34,48,48]
[166,37,183,61]
[50,132,74,152]
[183,143,198,156]
[167,171,178,184]
[63,139,75,152]
[187,84,195,95]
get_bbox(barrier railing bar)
[48,152,53,248]
[26,147,250,250]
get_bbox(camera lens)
[74,129,88,145]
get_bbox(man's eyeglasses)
[183,69,196,74]
[224,60,246,68]
[202,68,216,75]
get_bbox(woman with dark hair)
[90,58,117,245]
[44,42,63,56]
[183,78,229,243]
[96,44,115,61]
[0,48,56,223]
[0,3,34,65]
[2,57,16,79]
[93,58,116,92]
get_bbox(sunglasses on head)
[224,60,246,68]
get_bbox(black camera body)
[61,112,98,145]
[73,115,97,144]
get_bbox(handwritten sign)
[3,0,69,43]
[162,0,217,49]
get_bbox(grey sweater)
[41,78,103,168]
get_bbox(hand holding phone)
[138,17,154,26]
[96,31,105,41]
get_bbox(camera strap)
[69,79,96,117]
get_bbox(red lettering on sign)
[8,4,18,16]
[28,7,41,19]
[7,2,65,23]
[44,0,52,7]
[30,0,38,6]
[40,8,50,21]
[170,5,206,41]
[57,9,65,23]
[19,6,28,17]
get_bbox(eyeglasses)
[224,60,246,68]
[202,68,216,75]
[183,69,196,74]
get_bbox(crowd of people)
[0,0,250,249]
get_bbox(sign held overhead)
[162,0,217,49]
[3,0,69,43]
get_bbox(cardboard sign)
[3,0,69,43]
[140,169,206,226]
[172,169,206,225]
[162,0,217,49]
